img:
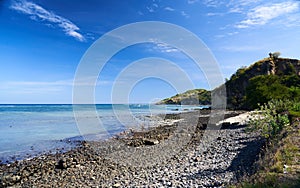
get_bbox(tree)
[269,52,281,59]
[246,75,292,109]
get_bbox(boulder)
[143,139,159,145]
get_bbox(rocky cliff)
[225,57,300,109]
[159,56,300,109]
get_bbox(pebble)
[0,111,264,188]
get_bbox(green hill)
[225,55,300,109]
[156,89,211,105]
[159,54,300,109]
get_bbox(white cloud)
[228,7,243,13]
[154,42,180,53]
[227,31,239,36]
[147,39,180,53]
[236,1,299,28]
[203,0,225,7]
[207,12,225,16]
[228,0,262,8]
[181,11,190,18]
[146,3,159,13]
[153,3,158,8]
[203,0,262,14]
[146,6,154,12]
[164,7,175,11]
[188,0,199,4]
[10,0,85,41]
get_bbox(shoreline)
[0,108,209,165]
[0,110,264,187]
[0,104,209,165]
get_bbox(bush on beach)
[239,99,300,187]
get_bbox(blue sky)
[1,0,300,104]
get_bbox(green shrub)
[291,102,300,112]
[244,72,300,109]
[249,100,290,139]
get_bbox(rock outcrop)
[224,57,300,109]
[159,56,300,109]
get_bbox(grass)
[233,119,300,188]
[290,110,300,118]
[271,136,299,173]
[237,173,300,188]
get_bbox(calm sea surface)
[0,104,206,163]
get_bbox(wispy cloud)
[154,43,180,53]
[203,0,263,13]
[147,39,180,53]
[10,0,85,41]
[203,0,225,7]
[205,1,300,30]
[203,0,262,13]
[187,0,199,4]
[181,11,190,18]
[164,6,189,19]
[236,1,299,28]
[228,0,262,10]
[207,12,225,16]
[227,31,239,36]
[144,2,189,19]
[164,6,175,11]
[146,3,159,13]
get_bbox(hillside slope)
[157,89,211,105]
[225,56,300,109]
[159,55,300,109]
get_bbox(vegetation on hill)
[225,54,300,109]
[157,89,211,105]
[159,53,300,110]
[245,74,300,109]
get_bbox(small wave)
[0,105,17,108]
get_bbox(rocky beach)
[0,110,266,187]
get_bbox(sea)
[0,104,207,163]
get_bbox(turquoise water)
[0,104,206,163]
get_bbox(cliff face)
[225,57,300,109]
[159,57,300,108]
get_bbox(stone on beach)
[143,139,159,145]
[0,110,264,187]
